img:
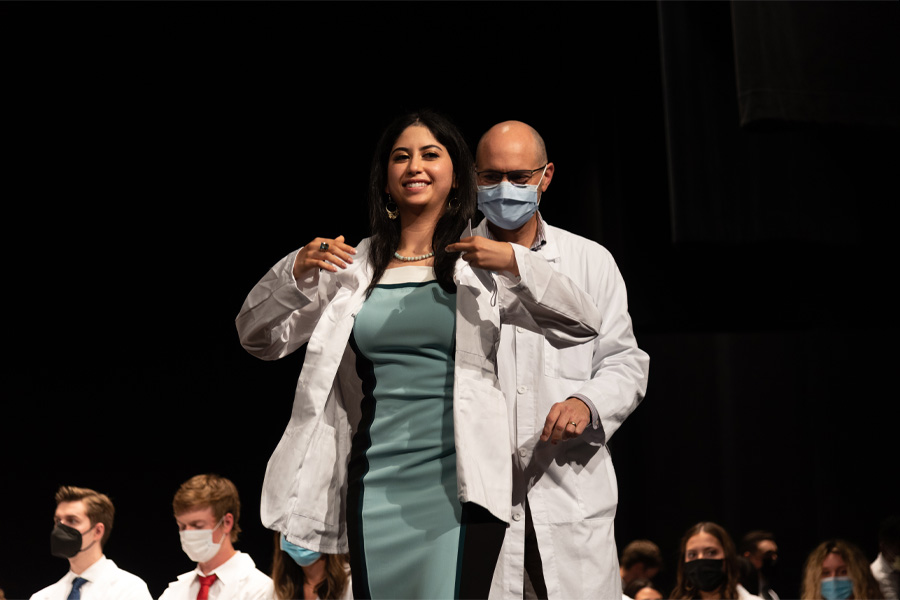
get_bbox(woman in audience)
[670,521,759,599]
[272,532,351,599]
[800,539,883,600]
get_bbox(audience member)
[670,521,760,600]
[271,532,351,599]
[624,577,663,600]
[158,474,273,599]
[801,539,883,600]
[621,539,664,590]
[739,530,780,599]
[30,485,152,600]
[871,516,900,599]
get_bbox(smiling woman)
[385,125,457,221]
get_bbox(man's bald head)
[476,120,548,169]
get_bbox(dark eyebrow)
[390,144,444,155]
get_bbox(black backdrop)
[3,3,898,599]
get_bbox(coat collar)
[474,213,560,262]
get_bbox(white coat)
[235,237,603,554]
[483,218,650,600]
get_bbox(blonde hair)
[800,539,883,600]
[271,532,350,599]
[55,486,115,547]
[172,474,242,543]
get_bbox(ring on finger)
[568,421,577,427]
[319,242,329,251]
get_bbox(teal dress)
[347,266,462,599]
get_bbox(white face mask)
[179,517,225,563]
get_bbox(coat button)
[517,385,527,394]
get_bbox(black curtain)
[659,1,899,245]
[732,2,900,129]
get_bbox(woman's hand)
[292,235,356,279]
[446,236,519,277]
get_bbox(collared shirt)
[480,211,548,251]
[29,556,152,600]
[158,551,274,600]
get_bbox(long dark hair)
[670,521,740,600]
[271,532,350,600]
[365,109,476,296]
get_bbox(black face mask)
[50,523,93,558]
[760,555,777,578]
[684,558,727,592]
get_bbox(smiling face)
[385,124,456,214]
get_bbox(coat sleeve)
[235,249,336,361]
[496,243,603,348]
[570,245,649,443]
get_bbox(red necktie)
[197,573,218,600]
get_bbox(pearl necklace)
[393,250,434,262]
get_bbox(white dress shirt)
[30,555,152,600]
[872,552,900,599]
[158,551,273,600]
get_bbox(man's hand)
[446,236,519,277]
[541,397,591,444]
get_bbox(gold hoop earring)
[385,194,399,220]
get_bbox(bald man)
[472,121,650,599]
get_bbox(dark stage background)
[3,3,898,599]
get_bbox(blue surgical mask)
[280,534,322,567]
[477,167,547,230]
[821,576,853,600]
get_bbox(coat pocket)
[454,375,512,523]
[543,339,592,380]
[291,421,341,526]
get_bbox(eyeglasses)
[476,164,548,188]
